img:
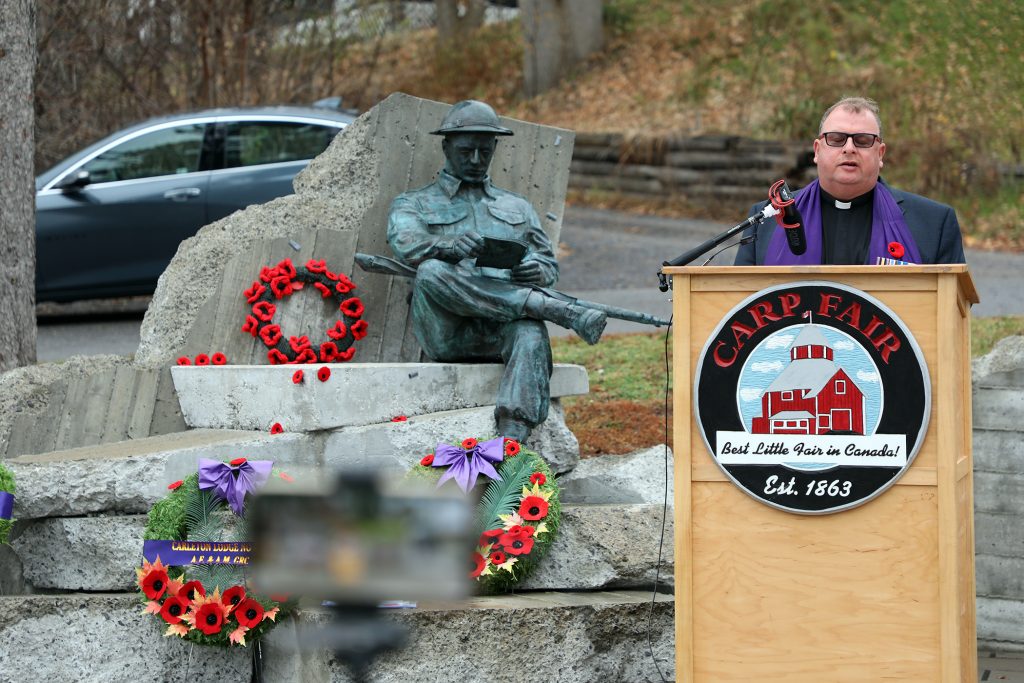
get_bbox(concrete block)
[172,363,588,432]
[8,429,319,519]
[519,503,673,591]
[973,335,1024,385]
[0,544,28,595]
[13,516,147,591]
[323,402,579,475]
[0,591,673,683]
[559,445,673,504]
[973,428,1024,473]
[977,554,1024,599]
[978,596,1024,652]
[976,512,1024,557]
[973,385,1024,431]
[974,471,1024,515]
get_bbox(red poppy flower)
[339,297,364,318]
[461,438,478,450]
[503,534,535,556]
[176,356,191,366]
[244,281,266,303]
[270,423,284,434]
[221,585,246,612]
[211,352,227,365]
[178,580,205,601]
[392,415,407,422]
[530,472,547,486]
[504,440,520,457]
[289,335,311,353]
[313,281,332,298]
[259,265,280,283]
[319,342,339,362]
[324,270,338,281]
[351,319,369,340]
[275,258,297,279]
[267,349,289,365]
[241,315,259,337]
[252,301,276,322]
[270,276,294,299]
[481,528,503,539]
[327,320,347,340]
[336,347,356,362]
[489,550,507,565]
[470,552,487,578]
[333,273,357,294]
[420,454,434,466]
[306,258,328,273]
[229,457,247,466]
[293,348,317,364]
[234,598,265,628]
[141,567,170,600]
[317,366,331,382]
[195,354,210,366]
[259,324,283,348]
[519,496,549,521]
[888,241,905,259]
[195,601,228,635]
[167,480,183,491]
[160,596,189,624]
[279,472,294,482]
[292,369,305,384]
[521,525,535,537]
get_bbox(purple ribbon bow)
[0,491,14,521]
[432,438,504,493]
[198,458,273,516]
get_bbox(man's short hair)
[818,97,883,138]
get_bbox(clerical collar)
[820,186,874,211]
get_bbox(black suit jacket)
[733,182,966,265]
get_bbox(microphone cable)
[646,312,673,683]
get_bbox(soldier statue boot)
[524,291,607,345]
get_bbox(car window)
[224,121,339,168]
[80,123,206,183]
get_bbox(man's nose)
[841,136,858,151]
[470,149,481,164]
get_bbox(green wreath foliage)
[0,462,14,544]
[412,438,561,594]
[139,469,294,647]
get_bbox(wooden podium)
[663,265,980,682]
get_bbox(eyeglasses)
[819,131,881,148]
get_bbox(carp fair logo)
[694,282,930,514]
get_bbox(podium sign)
[665,265,979,682]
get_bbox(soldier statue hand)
[510,257,547,284]
[438,231,486,261]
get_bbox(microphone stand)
[657,205,779,292]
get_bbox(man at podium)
[734,96,966,266]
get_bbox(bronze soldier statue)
[385,100,606,444]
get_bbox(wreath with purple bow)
[138,457,297,648]
[413,437,561,593]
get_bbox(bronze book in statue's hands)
[475,237,528,269]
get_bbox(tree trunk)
[436,0,487,45]
[521,0,604,97]
[0,0,37,372]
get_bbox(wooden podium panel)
[664,266,979,682]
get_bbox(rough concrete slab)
[323,402,579,474]
[979,596,1024,654]
[519,503,674,591]
[0,590,673,683]
[8,429,318,519]
[172,363,588,432]
[135,93,574,370]
[0,545,28,595]
[13,516,147,591]
[975,471,1024,515]
[978,555,1024,600]
[973,385,1024,431]
[974,428,1024,473]
[977,512,1024,558]
[973,336,1024,385]
[559,444,673,504]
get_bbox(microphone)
[767,180,806,255]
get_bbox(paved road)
[35,206,1024,360]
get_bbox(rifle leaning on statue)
[354,253,671,328]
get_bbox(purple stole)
[764,180,922,265]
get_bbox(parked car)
[35,104,356,302]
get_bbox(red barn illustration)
[750,325,865,435]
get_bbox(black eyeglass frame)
[818,131,882,148]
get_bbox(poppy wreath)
[0,462,15,545]
[241,257,369,365]
[413,437,560,594]
[138,459,297,647]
